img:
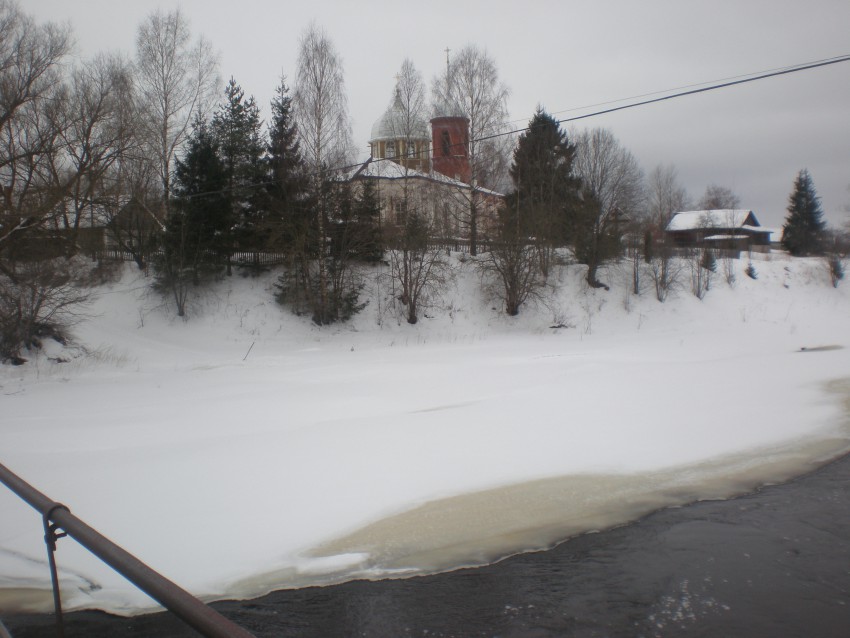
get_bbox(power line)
[480,54,850,144]
[177,53,850,201]
[501,54,850,128]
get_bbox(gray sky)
[30,0,850,228]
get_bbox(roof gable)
[666,209,759,231]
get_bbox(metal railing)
[0,461,255,637]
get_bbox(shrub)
[0,259,91,364]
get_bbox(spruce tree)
[507,108,581,275]
[351,179,383,262]
[157,116,228,314]
[782,169,826,256]
[211,77,266,270]
[171,115,230,260]
[266,78,310,254]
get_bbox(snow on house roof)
[704,234,749,241]
[348,158,503,197]
[667,209,758,231]
[741,225,772,234]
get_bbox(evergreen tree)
[172,116,230,258]
[506,107,581,276]
[157,116,228,315]
[782,169,826,256]
[211,77,266,271]
[266,78,310,254]
[350,179,383,262]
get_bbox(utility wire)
[501,54,850,127]
[176,53,850,201]
[480,54,850,144]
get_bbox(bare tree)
[572,128,644,289]
[380,59,447,324]
[646,164,690,229]
[822,227,847,288]
[697,183,740,210]
[134,8,218,215]
[432,45,510,255]
[53,54,138,253]
[0,1,99,362]
[103,182,164,270]
[0,0,72,248]
[0,0,70,131]
[479,196,543,316]
[388,59,427,163]
[386,191,447,325]
[647,243,682,302]
[0,258,92,363]
[294,23,353,172]
[689,247,715,299]
[96,72,164,272]
[292,23,355,324]
[686,212,718,298]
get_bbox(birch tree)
[293,23,355,324]
[134,8,218,215]
[432,45,510,255]
[640,164,690,296]
[384,59,445,324]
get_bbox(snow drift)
[1,253,848,615]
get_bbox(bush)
[0,258,91,363]
[745,262,758,280]
[827,255,845,288]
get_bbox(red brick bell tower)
[430,116,470,184]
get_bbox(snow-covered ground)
[1,253,848,615]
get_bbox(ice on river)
[1,256,849,615]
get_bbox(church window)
[386,141,395,158]
[441,130,451,156]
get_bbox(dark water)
[4,452,850,637]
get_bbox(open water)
[4,450,850,637]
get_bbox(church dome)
[369,93,429,143]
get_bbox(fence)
[93,249,288,267]
[0,462,255,638]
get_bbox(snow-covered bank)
[1,255,849,615]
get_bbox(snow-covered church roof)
[666,209,762,231]
[348,158,503,197]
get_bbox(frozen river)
[5,449,850,637]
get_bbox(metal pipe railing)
[0,461,255,638]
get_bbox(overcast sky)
[29,0,850,228]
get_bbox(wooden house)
[665,210,772,253]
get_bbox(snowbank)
[1,254,848,614]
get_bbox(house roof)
[667,209,759,232]
[704,234,750,241]
[348,158,503,197]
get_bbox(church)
[347,94,503,243]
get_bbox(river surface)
[4,450,850,637]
